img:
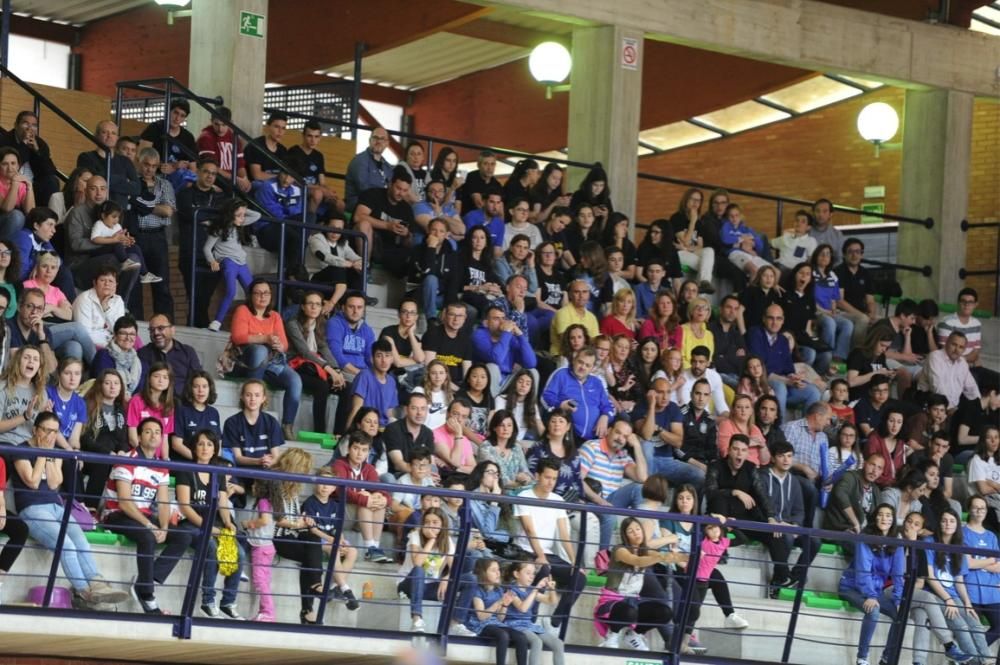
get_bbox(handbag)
[216,527,240,577]
[68,499,96,531]
[288,356,329,382]
[216,340,244,378]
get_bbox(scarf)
[106,340,141,395]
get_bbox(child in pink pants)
[243,496,276,621]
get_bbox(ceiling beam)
[9,14,79,44]
[445,18,566,49]
[494,0,1000,97]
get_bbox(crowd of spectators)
[0,106,997,664]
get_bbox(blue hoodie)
[253,179,304,222]
[838,541,905,604]
[541,366,614,439]
[471,326,536,381]
[325,312,375,371]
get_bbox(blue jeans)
[397,566,449,618]
[20,502,99,592]
[241,344,302,426]
[769,378,821,420]
[421,274,445,320]
[641,440,705,488]
[177,521,245,607]
[47,321,97,364]
[798,345,832,377]
[839,586,901,661]
[596,483,643,550]
[818,313,854,360]
[946,607,993,659]
[214,259,254,325]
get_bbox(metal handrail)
[0,64,111,185]
[5,443,997,665]
[958,218,1000,313]
[189,207,369,322]
[258,109,933,232]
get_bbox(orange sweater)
[230,306,288,350]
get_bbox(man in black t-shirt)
[382,393,434,476]
[458,150,502,214]
[244,111,288,182]
[353,166,414,275]
[287,119,343,221]
[422,301,473,389]
[138,97,197,180]
[835,237,878,345]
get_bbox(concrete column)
[897,89,973,302]
[566,25,643,221]
[187,0,267,134]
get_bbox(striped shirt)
[936,314,982,358]
[579,439,634,498]
[101,449,168,520]
[781,418,828,474]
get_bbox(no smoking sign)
[621,36,640,70]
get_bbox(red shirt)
[599,315,636,340]
[331,458,390,507]
[197,125,245,173]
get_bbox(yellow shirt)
[680,323,715,369]
[550,305,600,355]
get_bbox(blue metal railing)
[2,445,998,665]
[187,208,369,324]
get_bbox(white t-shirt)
[413,387,448,430]
[91,221,122,240]
[514,489,568,556]
[392,473,436,509]
[398,529,455,579]
[968,455,1000,484]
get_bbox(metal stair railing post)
[780,536,812,663]
[314,486,348,625]
[668,521,702,665]
[174,473,221,639]
[885,542,922,665]
[435,494,474,651]
[41,455,81,608]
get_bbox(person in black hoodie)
[636,219,683,291]
[570,163,613,228]
[412,217,457,328]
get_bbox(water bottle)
[362,580,374,600]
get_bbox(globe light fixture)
[857,102,899,156]
[529,42,571,98]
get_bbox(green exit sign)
[626,660,662,665]
[239,11,265,38]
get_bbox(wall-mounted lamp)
[857,102,899,157]
[529,42,571,99]
[155,0,192,25]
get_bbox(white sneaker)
[724,613,749,630]
[121,259,141,271]
[622,628,650,651]
[140,272,163,284]
[450,622,475,637]
[207,320,222,332]
[855,659,870,665]
[411,616,425,632]
[600,631,621,649]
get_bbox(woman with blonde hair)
[23,251,72,322]
[0,345,49,446]
[680,296,714,368]
[600,288,639,340]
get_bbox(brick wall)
[965,100,999,310]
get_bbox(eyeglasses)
[117,332,138,339]
[23,303,44,312]
[484,470,499,476]
[959,299,976,305]
[0,250,10,258]
[252,290,270,297]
